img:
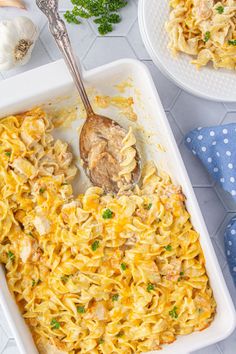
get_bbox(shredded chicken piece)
[194,0,214,20]
[33,215,51,236]
[11,157,37,179]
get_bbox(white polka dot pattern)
[185,124,236,203]
[185,125,236,284]
[224,216,236,284]
[140,0,236,101]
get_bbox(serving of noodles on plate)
[0,108,216,353]
[166,0,236,70]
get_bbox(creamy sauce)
[94,95,137,122]
[81,117,133,192]
[49,107,78,128]
[114,79,133,93]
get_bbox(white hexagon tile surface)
[0,1,236,353]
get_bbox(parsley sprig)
[112,294,119,301]
[147,283,154,292]
[102,208,113,219]
[7,251,15,261]
[77,305,85,313]
[144,203,152,210]
[169,306,178,319]
[91,240,100,251]
[204,31,210,42]
[51,318,60,329]
[121,262,127,271]
[216,6,224,14]
[64,0,128,35]
[228,40,236,46]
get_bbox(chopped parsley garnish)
[116,331,124,337]
[204,31,210,42]
[77,305,85,313]
[102,208,113,219]
[5,151,11,157]
[144,203,152,210]
[64,0,128,35]
[61,182,68,186]
[121,262,127,271]
[164,245,172,251]
[216,6,224,14]
[91,240,100,251]
[147,283,154,292]
[64,11,81,24]
[198,308,203,313]
[7,251,15,261]
[228,39,236,46]
[39,187,45,194]
[98,338,104,344]
[112,294,119,301]
[32,279,41,286]
[61,275,69,283]
[178,271,184,281]
[51,319,60,329]
[169,306,178,319]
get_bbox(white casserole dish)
[0,59,235,354]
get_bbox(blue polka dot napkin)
[185,124,236,285]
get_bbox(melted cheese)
[0,108,216,354]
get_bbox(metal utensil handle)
[36,0,94,116]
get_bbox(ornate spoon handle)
[36,0,94,116]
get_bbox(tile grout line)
[1,339,9,354]
[219,110,228,125]
[81,36,98,63]
[214,186,236,212]
[123,37,138,58]
[86,18,98,36]
[38,37,55,63]
[168,88,182,112]
[216,343,224,354]
[212,238,227,268]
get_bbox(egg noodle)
[166,0,236,70]
[0,108,216,354]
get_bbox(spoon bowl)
[80,113,141,193]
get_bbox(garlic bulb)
[0,16,38,71]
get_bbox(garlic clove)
[0,24,16,70]
[13,17,38,67]
[14,16,38,42]
[0,19,17,42]
[0,16,38,71]
[0,53,15,71]
[0,0,25,9]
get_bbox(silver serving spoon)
[36,0,141,193]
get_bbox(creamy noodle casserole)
[0,108,216,353]
[166,0,236,70]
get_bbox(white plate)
[138,0,236,102]
[0,59,235,354]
